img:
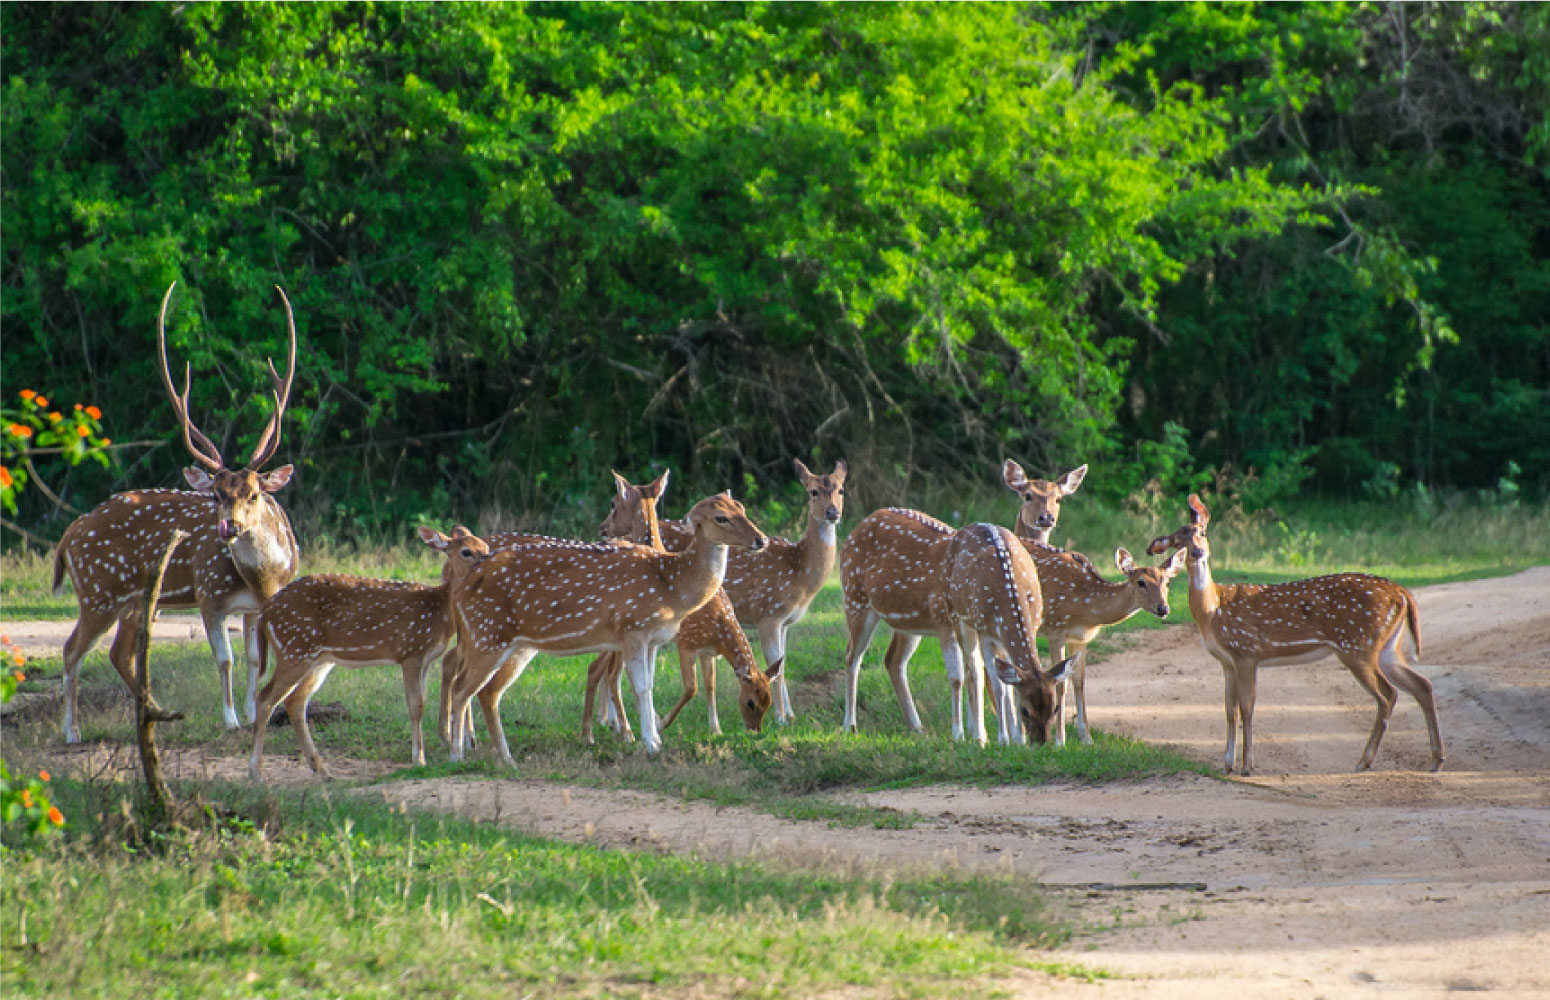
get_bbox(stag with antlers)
[52,281,299,741]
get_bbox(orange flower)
[48,411,63,423]
[74,403,83,411]
[20,790,33,808]
[86,405,103,420]
[0,467,11,488]
[7,423,32,439]
[101,438,112,446]
[18,389,36,401]
[38,770,50,782]
[12,665,24,678]
[33,395,48,407]
[48,806,63,826]
[76,425,90,438]
[0,633,9,644]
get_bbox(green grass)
[0,779,1076,998]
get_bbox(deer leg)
[883,632,925,734]
[1378,634,1445,772]
[200,607,242,730]
[624,640,662,754]
[981,637,1012,746]
[284,664,335,778]
[447,646,496,763]
[402,654,432,767]
[841,608,882,734]
[702,653,721,736]
[60,608,115,744]
[105,607,145,696]
[607,655,633,741]
[437,644,461,750]
[1235,662,1261,777]
[480,649,535,767]
[1071,643,1095,746]
[582,652,612,745]
[1218,657,1240,774]
[659,644,699,734]
[248,653,305,782]
[1045,638,1072,749]
[956,628,988,747]
[242,613,262,725]
[1342,651,1399,772]
[759,620,794,724]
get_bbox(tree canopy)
[4,2,1546,538]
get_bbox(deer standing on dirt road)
[839,509,1073,744]
[585,470,780,741]
[445,493,767,764]
[1148,494,1445,775]
[53,281,299,742]
[248,527,490,780]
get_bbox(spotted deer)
[1148,494,1444,775]
[584,471,779,741]
[1004,459,1087,546]
[248,527,490,780]
[446,493,768,763]
[983,545,1184,746]
[52,281,299,742]
[839,509,1073,745]
[637,459,845,724]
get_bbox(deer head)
[1147,493,1211,562]
[420,525,490,586]
[686,493,767,551]
[793,458,847,525]
[1115,545,1186,619]
[600,469,671,543]
[995,655,1075,745]
[158,281,297,542]
[1003,460,1087,536]
[737,656,782,731]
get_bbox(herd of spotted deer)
[48,285,1447,784]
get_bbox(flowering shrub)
[1,389,112,515]
[0,635,64,838]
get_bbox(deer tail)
[51,524,76,597]
[256,619,271,679]
[1403,587,1422,660]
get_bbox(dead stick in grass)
[136,529,189,815]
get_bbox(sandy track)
[9,567,1549,995]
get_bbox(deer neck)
[1086,577,1145,627]
[660,529,730,613]
[226,498,298,601]
[1015,518,1053,547]
[1185,552,1222,623]
[795,512,839,580]
[631,507,666,553]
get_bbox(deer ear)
[418,526,449,550]
[1162,548,1187,578]
[184,467,216,492]
[1049,655,1076,685]
[793,458,814,482]
[451,525,473,539]
[765,656,784,680]
[1146,535,1173,556]
[832,459,847,482]
[1002,459,1028,491]
[649,469,670,499]
[1057,464,1088,496]
[259,464,294,492]
[1188,493,1210,525]
[994,657,1021,686]
[1114,547,1136,574]
[612,470,631,498]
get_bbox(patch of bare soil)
[2,611,219,660]
[10,568,1549,996]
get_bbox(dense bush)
[3,3,1545,542]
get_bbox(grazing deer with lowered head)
[983,545,1184,746]
[446,493,767,763]
[1148,494,1444,775]
[586,470,780,741]
[249,527,490,780]
[636,459,846,724]
[52,281,299,742]
[839,508,1073,744]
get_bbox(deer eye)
[746,699,756,709]
[715,515,729,524]
[1136,580,1146,588]
[809,489,818,497]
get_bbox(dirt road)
[11,567,1549,995]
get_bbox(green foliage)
[8,2,1483,543]
[1,389,112,517]
[1,636,64,840]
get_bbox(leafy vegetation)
[5,3,1543,544]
